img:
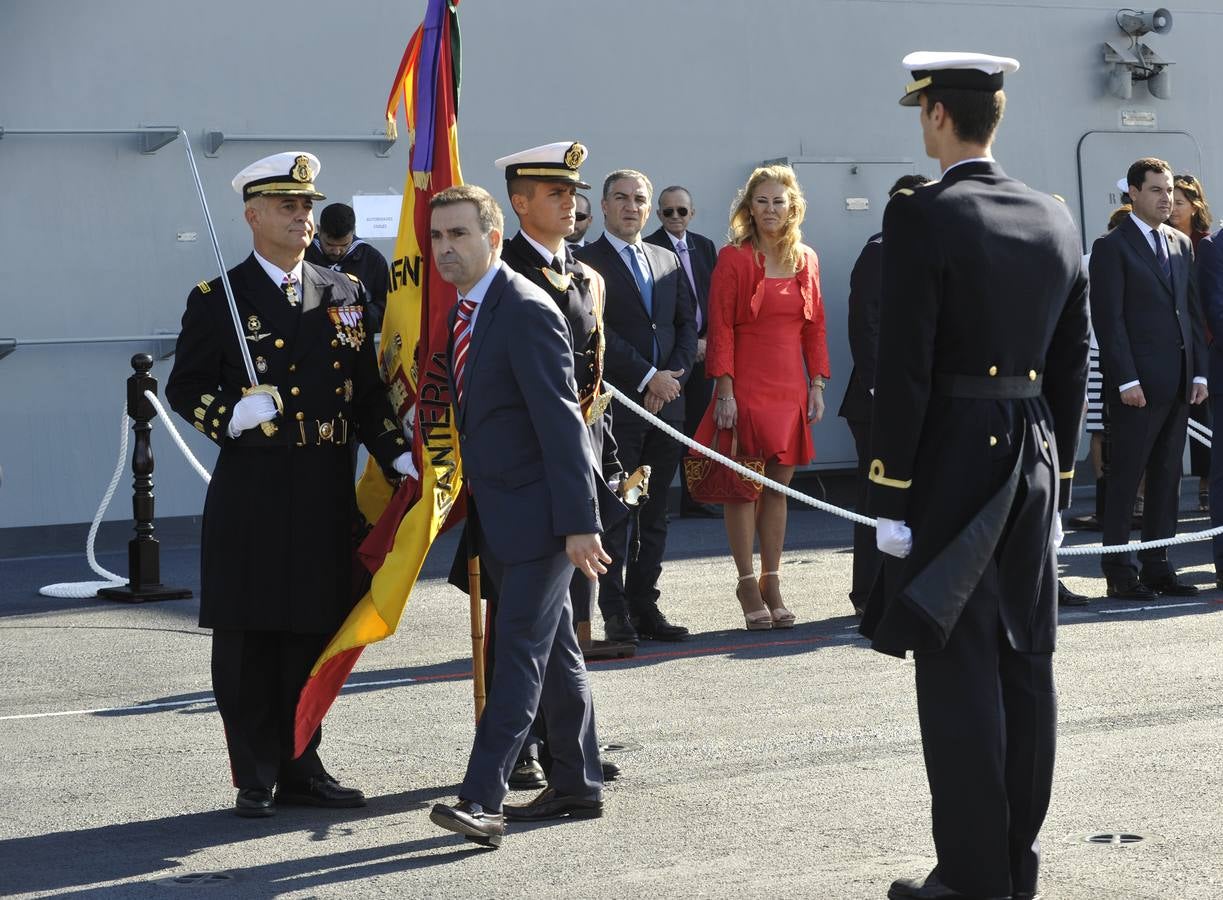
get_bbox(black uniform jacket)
[837,232,882,424]
[501,232,625,488]
[1089,216,1205,403]
[575,235,698,423]
[861,161,1089,657]
[166,255,404,634]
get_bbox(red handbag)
[683,428,765,504]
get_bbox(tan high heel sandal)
[737,574,773,631]
[759,571,796,628]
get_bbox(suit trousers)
[598,410,684,621]
[460,525,603,811]
[211,629,329,789]
[680,360,713,511]
[913,571,1056,899]
[847,418,882,611]
[1100,392,1189,580]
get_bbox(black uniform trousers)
[913,570,1056,899]
[460,521,602,812]
[598,411,684,622]
[847,418,882,612]
[211,629,329,790]
[679,359,713,512]
[1100,384,1189,582]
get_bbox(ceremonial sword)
[179,128,283,435]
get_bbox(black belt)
[292,416,350,447]
[933,373,1043,399]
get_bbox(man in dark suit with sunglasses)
[645,186,720,517]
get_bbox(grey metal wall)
[2,0,1221,529]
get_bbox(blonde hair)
[727,165,806,273]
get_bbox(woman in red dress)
[696,165,830,630]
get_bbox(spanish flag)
[294,0,464,756]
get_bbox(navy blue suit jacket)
[447,263,600,565]
[1198,230,1223,388]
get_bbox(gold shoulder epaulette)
[345,272,360,282]
[893,188,914,197]
[197,280,211,293]
[1051,193,1067,204]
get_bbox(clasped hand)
[876,517,912,558]
[644,368,685,415]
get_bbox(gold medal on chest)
[541,267,573,293]
[255,356,268,374]
[247,315,261,332]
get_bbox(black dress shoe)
[1067,512,1101,530]
[681,503,723,519]
[275,773,366,808]
[888,870,1006,899]
[1140,574,1200,596]
[1106,579,1157,601]
[235,787,275,818]
[634,609,689,642]
[503,787,603,821]
[1057,580,1090,607]
[430,799,504,848]
[603,614,639,644]
[508,757,547,790]
[601,760,621,781]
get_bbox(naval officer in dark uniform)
[862,55,1089,900]
[166,151,416,818]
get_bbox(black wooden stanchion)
[99,353,193,603]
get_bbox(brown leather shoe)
[430,799,504,848]
[503,787,603,821]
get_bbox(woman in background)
[698,165,829,630]
[1170,174,1214,508]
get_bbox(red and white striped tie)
[451,297,479,406]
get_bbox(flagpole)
[468,553,486,722]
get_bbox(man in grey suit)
[576,170,698,644]
[427,184,610,849]
[1090,156,1208,599]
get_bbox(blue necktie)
[1154,229,1171,282]
[624,244,653,315]
[624,245,658,363]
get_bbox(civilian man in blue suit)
[427,184,611,849]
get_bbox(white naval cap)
[1117,177,1131,194]
[495,141,591,190]
[899,51,1020,106]
[231,151,326,202]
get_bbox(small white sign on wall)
[353,194,402,240]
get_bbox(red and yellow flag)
[294,0,464,756]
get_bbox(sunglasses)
[574,212,590,222]
[1176,174,1198,185]
[661,207,689,217]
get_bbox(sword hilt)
[242,383,284,437]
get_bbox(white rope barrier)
[39,392,212,600]
[607,384,1223,557]
[143,391,212,485]
[38,405,131,598]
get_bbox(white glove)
[226,392,278,437]
[391,452,419,481]
[876,517,913,558]
[1052,514,1065,550]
